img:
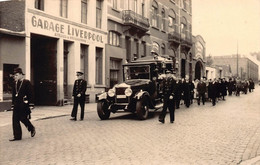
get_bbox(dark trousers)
[175,99,180,108]
[198,93,205,105]
[12,111,34,139]
[71,96,85,120]
[211,97,216,106]
[159,98,175,122]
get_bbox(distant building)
[212,55,258,81]
[205,65,222,80]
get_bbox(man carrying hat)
[9,68,36,141]
[70,71,87,121]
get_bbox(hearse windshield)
[124,65,150,80]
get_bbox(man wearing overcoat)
[10,68,35,141]
[70,71,87,121]
[197,78,207,105]
[159,70,176,124]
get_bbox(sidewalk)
[0,103,97,127]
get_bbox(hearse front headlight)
[108,89,115,97]
[125,88,132,97]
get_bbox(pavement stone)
[0,87,260,164]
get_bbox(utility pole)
[237,41,239,78]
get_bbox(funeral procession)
[1,0,260,164]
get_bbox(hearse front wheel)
[136,98,149,120]
[97,101,110,120]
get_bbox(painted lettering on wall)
[31,16,103,43]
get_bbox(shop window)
[3,64,18,100]
[81,0,88,24]
[140,42,146,57]
[110,58,121,88]
[81,44,89,82]
[35,0,44,10]
[108,31,120,46]
[96,48,103,85]
[60,0,68,18]
[161,44,166,55]
[96,0,102,28]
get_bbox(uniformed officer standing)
[70,71,87,121]
[159,70,176,124]
[9,68,36,141]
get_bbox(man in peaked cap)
[9,68,36,141]
[159,69,177,124]
[70,71,87,121]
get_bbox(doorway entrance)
[31,34,57,105]
[195,61,202,80]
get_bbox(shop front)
[26,10,107,105]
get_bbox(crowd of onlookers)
[174,77,255,108]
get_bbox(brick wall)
[0,1,25,32]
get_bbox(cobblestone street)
[1,87,260,165]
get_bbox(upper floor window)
[81,0,88,24]
[134,0,137,13]
[112,0,117,9]
[60,0,68,18]
[182,0,187,11]
[151,1,158,28]
[168,9,176,31]
[181,16,187,38]
[108,31,120,47]
[141,0,145,17]
[161,8,166,31]
[35,0,44,10]
[96,0,102,28]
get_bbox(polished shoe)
[159,119,165,124]
[170,121,174,123]
[31,128,36,137]
[70,117,76,121]
[9,138,21,141]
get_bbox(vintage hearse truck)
[97,55,175,120]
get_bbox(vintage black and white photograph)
[0,0,260,164]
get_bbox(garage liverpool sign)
[30,15,104,43]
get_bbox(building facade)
[0,0,108,107]
[106,0,193,87]
[1,0,196,109]
[212,55,259,81]
[192,35,206,80]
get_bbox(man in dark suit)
[70,71,87,121]
[182,76,190,108]
[9,68,35,141]
[197,78,206,105]
[159,70,176,124]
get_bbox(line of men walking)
[158,70,255,124]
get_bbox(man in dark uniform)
[70,71,87,121]
[9,68,35,141]
[159,70,176,124]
